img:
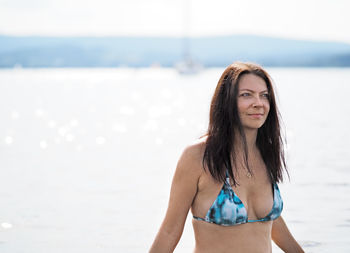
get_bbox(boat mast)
[182,0,191,62]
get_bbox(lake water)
[0,67,349,252]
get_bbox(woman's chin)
[243,123,264,130]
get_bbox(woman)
[149,62,304,253]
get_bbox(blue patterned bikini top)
[193,170,283,226]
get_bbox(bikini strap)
[193,215,206,222]
[225,169,231,185]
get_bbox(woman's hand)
[272,216,305,253]
[149,144,202,253]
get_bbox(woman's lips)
[248,114,263,119]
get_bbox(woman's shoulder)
[183,136,207,159]
[176,136,207,174]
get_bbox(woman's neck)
[234,128,259,154]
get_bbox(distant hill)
[0,35,350,68]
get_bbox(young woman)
[149,62,304,253]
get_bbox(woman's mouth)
[248,114,263,119]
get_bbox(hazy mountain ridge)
[0,35,350,67]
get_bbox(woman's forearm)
[272,216,304,253]
[149,226,183,253]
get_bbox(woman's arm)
[271,216,304,253]
[149,145,202,253]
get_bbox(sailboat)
[175,58,202,75]
[175,41,202,74]
[175,0,202,74]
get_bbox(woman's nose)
[252,96,263,107]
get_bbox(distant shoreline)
[1,34,350,68]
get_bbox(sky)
[0,0,350,43]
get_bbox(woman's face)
[237,73,270,130]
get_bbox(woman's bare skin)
[191,139,275,253]
[149,71,304,253]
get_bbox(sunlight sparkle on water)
[11,111,19,119]
[155,137,163,145]
[40,140,48,149]
[131,92,141,101]
[4,136,13,145]
[48,120,56,128]
[96,136,106,145]
[1,222,12,229]
[58,126,69,137]
[76,144,83,151]
[35,109,45,118]
[66,134,75,142]
[70,119,79,127]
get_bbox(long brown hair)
[201,62,288,186]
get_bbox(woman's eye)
[262,93,270,98]
[241,93,250,97]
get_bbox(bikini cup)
[193,171,283,226]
